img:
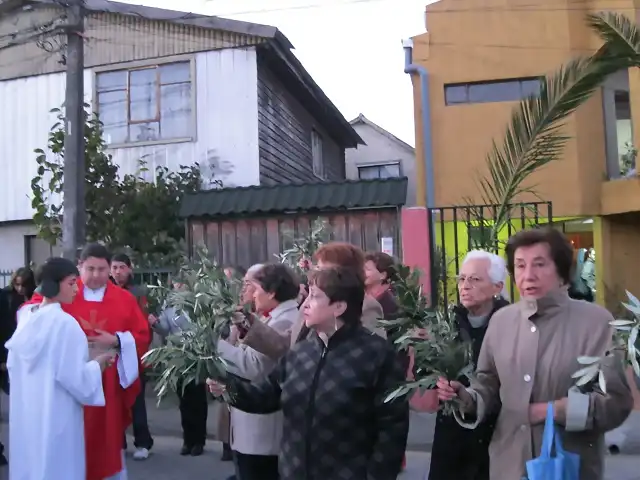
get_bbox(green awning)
[180,177,408,218]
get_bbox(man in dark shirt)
[111,253,155,460]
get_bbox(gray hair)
[462,250,507,285]
[245,263,264,278]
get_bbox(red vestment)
[29,281,150,480]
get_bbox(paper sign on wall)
[381,237,394,256]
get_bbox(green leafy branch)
[382,265,473,415]
[276,219,331,275]
[385,307,474,416]
[572,291,640,394]
[142,246,244,403]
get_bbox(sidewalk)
[1,391,640,479]
[141,389,640,454]
[143,389,438,450]
[118,438,640,480]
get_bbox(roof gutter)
[402,38,435,209]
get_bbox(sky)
[121,0,430,146]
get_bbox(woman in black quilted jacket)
[208,266,409,480]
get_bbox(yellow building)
[407,0,640,309]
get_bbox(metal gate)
[427,201,553,312]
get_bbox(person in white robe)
[6,257,114,480]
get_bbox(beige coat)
[216,326,241,444]
[455,289,633,480]
[217,299,298,455]
[242,294,385,361]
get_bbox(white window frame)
[93,55,197,148]
[311,129,325,179]
[357,161,402,180]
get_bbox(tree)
[31,106,205,266]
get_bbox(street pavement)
[1,391,640,479]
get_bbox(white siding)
[0,47,259,226]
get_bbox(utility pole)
[61,0,85,261]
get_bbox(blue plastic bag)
[525,402,580,480]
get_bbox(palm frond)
[587,12,640,63]
[473,53,623,240]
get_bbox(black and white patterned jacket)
[227,322,409,480]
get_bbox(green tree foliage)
[31,106,204,266]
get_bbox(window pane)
[96,70,127,93]
[130,122,160,142]
[97,91,128,144]
[615,90,631,120]
[358,166,380,180]
[468,81,521,103]
[160,83,191,139]
[444,85,467,105]
[521,79,542,98]
[160,62,190,85]
[379,164,401,178]
[129,68,157,122]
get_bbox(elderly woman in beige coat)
[217,264,264,462]
[239,242,384,360]
[437,228,634,480]
[217,263,300,480]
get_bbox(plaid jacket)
[228,323,409,480]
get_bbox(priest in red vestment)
[29,243,150,480]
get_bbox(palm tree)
[466,13,632,249]
[587,12,640,64]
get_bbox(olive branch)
[572,291,640,394]
[142,246,245,403]
[382,265,474,415]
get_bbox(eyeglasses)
[456,275,484,286]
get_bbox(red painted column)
[401,207,431,291]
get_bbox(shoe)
[190,445,204,456]
[132,448,150,460]
[180,444,192,455]
[221,447,233,462]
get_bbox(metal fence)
[133,268,174,287]
[0,267,173,291]
[427,201,553,312]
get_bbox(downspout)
[402,38,435,209]
[403,38,437,302]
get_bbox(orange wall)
[410,0,639,217]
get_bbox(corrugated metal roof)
[180,177,408,218]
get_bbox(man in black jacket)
[428,250,509,480]
[110,253,155,460]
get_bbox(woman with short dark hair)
[436,227,634,480]
[251,264,300,310]
[208,267,409,480]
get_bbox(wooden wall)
[187,209,401,268]
[256,59,344,185]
